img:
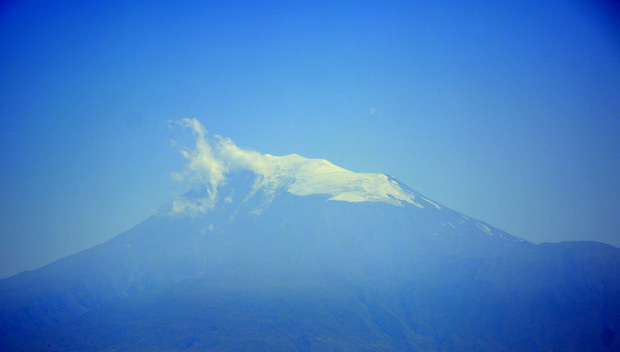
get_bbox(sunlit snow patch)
[476,222,493,236]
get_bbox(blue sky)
[1,0,619,278]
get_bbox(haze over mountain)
[2,1,620,282]
[0,119,618,351]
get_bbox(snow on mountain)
[171,119,438,215]
[264,154,425,207]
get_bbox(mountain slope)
[1,127,618,351]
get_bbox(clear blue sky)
[1,0,619,278]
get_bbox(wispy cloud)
[170,118,268,214]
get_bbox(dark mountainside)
[1,169,619,352]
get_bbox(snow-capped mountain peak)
[257,153,424,207]
[169,119,438,216]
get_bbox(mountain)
[1,128,619,351]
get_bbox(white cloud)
[170,118,269,214]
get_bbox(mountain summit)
[0,119,618,352]
[169,118,437,214]
[172,152,434,215]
